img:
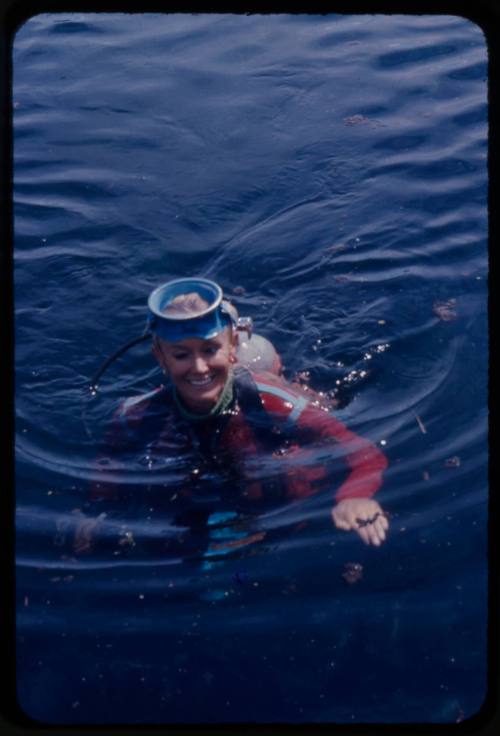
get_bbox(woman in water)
[74,278,389,553]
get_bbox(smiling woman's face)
[153,327,237,413]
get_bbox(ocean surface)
[13,12,488,725]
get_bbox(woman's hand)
[331,497,389,546]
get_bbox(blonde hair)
[162,292,210,318]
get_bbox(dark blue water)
[13,13,488,725]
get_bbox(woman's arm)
[292,402,389,546]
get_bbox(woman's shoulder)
[250,370,338,420]
[246,371,310,423]
[250,370,302,396]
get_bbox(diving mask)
[147,277,252,342]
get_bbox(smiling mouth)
[187,375,216,388]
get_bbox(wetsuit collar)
[172,370,235,421]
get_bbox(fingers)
[367,517,385,546]
[332,501,390,545]
[355,514,389,546]
[356,525,372,545]
[379,513,389,533]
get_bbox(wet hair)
[162,292,210,318]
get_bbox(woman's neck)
[172,371,235,420]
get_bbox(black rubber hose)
[88,331,152,391]
[82,331,153,440]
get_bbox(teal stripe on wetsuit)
[254,382,309,431]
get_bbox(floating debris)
[444,456,461,468]
[342,562,363,585]
[343,114,370,126]
[232,285,246,296]
[414,412,427,434]
[433,299,458,321]
[344,114,366,126]
[423,470,430,481]
[334,274,351,283]
[343,114,384,127]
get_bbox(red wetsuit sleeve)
[254,373,388,502]
[295,404,388,501]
